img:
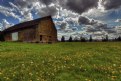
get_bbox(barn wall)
[4,33,12,41]
[38,17,57,43]
[4,26,37,42]
[18,27,37,42]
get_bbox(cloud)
[78,16,98,25]
[0,1,34,22]
[115,26,121,35]
[20,13,33,22]
[60,22,67,30]
[9,2,20,11]
[0,19,14,30]
[0,0,104,24]
[0,5,20,20]
[64,0,99,14]
[12,0,58,19]
[14,0,35,8]
[57,21,74,33]
[10,1,34,21]
[54,9,79,33]
[86,24,117,38]
[39,0,55,5]
[86,25,101,33]
[101,0,121,10]
[82,8,107,19]
[37,6,58,17]
[78,16,117,38]
[86,23,113,33]
[115,19,121,23]
[0,23,2,31]
[105,28,116,34]
[78,16,90,25]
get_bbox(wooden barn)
[2,16,57,43]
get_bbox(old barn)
[2,16,57,43]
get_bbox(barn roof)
[3,16,53,33]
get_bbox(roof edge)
[3,15,53,32]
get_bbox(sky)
[0,0,121,40]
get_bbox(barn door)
[40,35,42,41]
[12,32,18,41]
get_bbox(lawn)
[0,42,121,81]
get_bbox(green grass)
[0,42,121,81]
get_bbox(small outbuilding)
[2,16,57,43]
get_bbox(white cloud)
[0,23,2,31]
[9,2,34,22]
[98,0,105,12]
[1,19,14,30]
[115,26,121,35]
[115,19,121,23]
[20,12,33,22]
[82,8,107,19]
[9,2,20,11]
[0,5,20,20]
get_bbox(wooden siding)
[4,26,37,42]
[18,27,37,42]
[4,33,12,41]
[38,18,57,43]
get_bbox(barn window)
[40,35,42,41]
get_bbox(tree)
[89,35,93,42]
[80,36,86,42]
[117,36,121,41]
[61,36,65,42]
[68,36,73,42]
[102,35,108,42]
[105,35,108,41]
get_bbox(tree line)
[61,35,121,42]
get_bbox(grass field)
[0,42,121,81]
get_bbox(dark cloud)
[67,20,75,25]
[86,25,117,39]
[86,23,106,32]
[86,26,101,33]
[40,0,55,5]
[12,0,58,18]
[104,28,116,34]
[86,22,117,35]
[39,6,57,17]
[13,0,100,18]
[101,0,121,10]
[78,16,117,35]
[90,20,98,25]
[65,0,99,14]
[78,16,116,36]
[78,16,97,25]
[58,23,74,33]
[14,0,30,8]
[78,16,90,25]
[94,23,107,29]
[60,22,67,30]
